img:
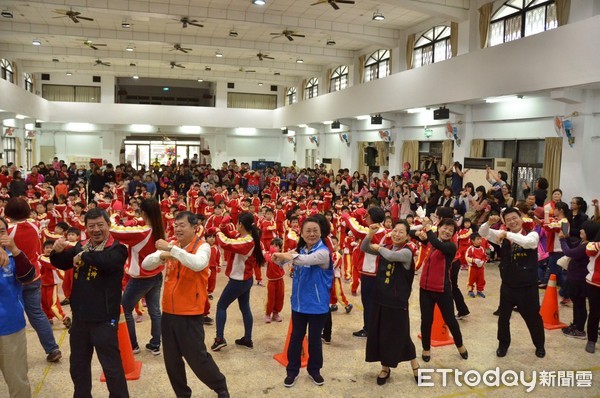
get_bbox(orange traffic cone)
[273,319,309,368]
[418,304,455,347]
[101,307,142,382]
[540,274,567,330]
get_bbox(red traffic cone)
[101,307,142,382]
[273,319,309,368]
[418,304,455,347]
[540,274,567,330]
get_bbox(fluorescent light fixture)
[132,75,139,79]
[15,114,27,120]
[66,72,72,76]
[3,119,16,127]
[25,123,34,130]
[215,51,223,57]
[485,95,522,103]
[258,82,263,86]
[236,127,256,135]
[32,39,41,46]
[66,122,93,132]
[252,0,266,5]
[163,87,169,91]
[288,130,296,136]
[296,58,303,64]
[125,45,134,52]
[406,107,427,114]
[181,125,201,134]
[355,115,370,120]
[229,30,238,38]
[298,124,307,128]
[197,79,203,82]
[326,39,336,46]
[121,21,131,28]
[372,10,385,21]
[130,124,154,133]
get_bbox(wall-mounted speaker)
[41,73,50,81]
[433,108,450,120]
[92,76,101,83]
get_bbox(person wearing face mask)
[415,218,468,363]
[479,208,545,358]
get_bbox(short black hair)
[470,232,481,240]
[66,227,81,236]
[439,218,457,233]
[175,211,198,226]
[55,221,70,231]
[501,207,522,220]
[44,240,55,248]
[84,208,110,225]
[367,207,385,224]
[270,237,283,249]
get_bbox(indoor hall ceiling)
[0,0,469,84]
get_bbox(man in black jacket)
[50,208,129,398]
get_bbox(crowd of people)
[0,155,599,397]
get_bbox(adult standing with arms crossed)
[479,208,546,358]
[50,208,129,398]
[272,216,334,388]
[0,217,37,398]
[142,211,229,398]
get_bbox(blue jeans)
[23,279,59,354]
[544,252,568,298]
[216,278,253,340]
[122,273,163,348]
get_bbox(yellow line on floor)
[33,329,68,398]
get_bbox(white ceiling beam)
[377,0,469,22]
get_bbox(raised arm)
[169,242,211,272]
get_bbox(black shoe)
[456,312,470,320]
[458,346,468,359]
[496,347,508,357]
[204,316,214,325]
[493,309,500,316]
[284,374,299,388]
[216,390,230,398]
[60,298,70,306]
[413,366,420,384]
[513,306,519,313]
[321,334,331,344]
[208,294,214,300]
[235,337,254,349]
[211,338,227,351]
[145,343,161,356]
[308,372,325,386]
[46,349,62,362]
[330,304,338,312]
[535,348,546,358]
[376,369,390,386]
[352,329,368,338]
[421,352,430,362]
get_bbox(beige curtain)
[325,68,332,93]
[401,141,419,175]
[357,141,368,175]
[450,22,458,57]
[479,2,494,49]
[358,55,366,84]
[543,137,563,193]
[442,140,453,168]
[75,86,100,103]
[470,139,485,157]
[406,34,415,70]
[227,92,277,109]
[556,0,571,26]
[16,137,21,168]
[374,141,389,167]
[299,79,307,101]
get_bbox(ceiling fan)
[94,59,111,67]
[171,43,192,53]
[270,30,305,41]
[170,61,185,69]
[177,17,203,28]
[53,9,94,23]
[310,0,355,10]
[257,51,274,61]
[83,40,107,50]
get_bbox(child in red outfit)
[206,229,220,300]
[456,218,473,271]
[264,238,285,323]
[329,237,353,313]
[466,233,487,298]
[39,240,72,328]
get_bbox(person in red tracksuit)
[206,230,220,300]
[39,240,72,328]
[265,238,285,323]
[466,233,488,298]
[456,219,473,271]
[329,236,353,314]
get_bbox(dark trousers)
[497,283,545,350]
[216,278,253,339]
[360,275,376,332]
[587,284,600,343]
[162,313,227,397]
[322,310,332,340]
[419,288,464,351]
[451,260,470,316]
[287,311,328,377]
[69,319,128,398]
[567,279,587,332]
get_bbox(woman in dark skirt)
[361,220,420,385]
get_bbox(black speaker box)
[433,108,450,120]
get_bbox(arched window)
[489,0,557,47]
[305,77,318,99]
[286,87,297,105]
[24,72,33,92]
[330,65,348,92]
[413,26,451,68]
[1,59,13,83]
[364,49,389,82]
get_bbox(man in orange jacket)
[143,211,229,398]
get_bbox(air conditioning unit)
[463,157,513,187]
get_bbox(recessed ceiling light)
[258,82,263,86]
[32,39,41,46]
[1,10,13,19]
[197,79,203,82]
[252,0,266,5]
[215,51,223,57]
[132,75,139,79]
[296,58,303,63]
[125,45,134,52]
[274,72,280,75]
[326,39,336,46]
[372,10,385,21]
[229,30,238,38]
[66,72,72,76]
[205,66,211,71]
[121,21,131,28]
[52,58,59,62]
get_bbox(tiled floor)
[19,264,599,397]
